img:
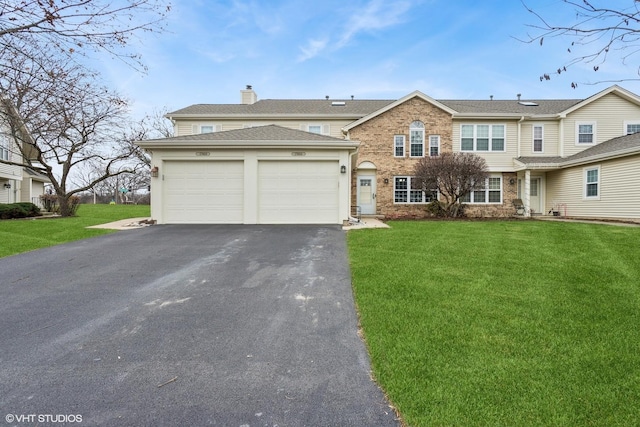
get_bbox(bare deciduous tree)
[0,0,171,70]
[414,152,489,218]
[0,53,146,216]
[520,1,640,87]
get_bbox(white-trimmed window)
[429,135,440,156]
[533,125,544,153]
[410,121,425,157]
[302,124,330,135]
[460,175,503,204]
[584,166,600,199]
[193,124,221,134]
[394,135,405,157]
[0,134,9,161]
[460,124,506,151]
[576,122,596,144]
[394,176,435,204]
[308,124,322,134]
[625,121,640,135]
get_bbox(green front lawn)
[0,204,150,258]
[348,220,640,427]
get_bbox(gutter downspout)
[558,115,565,157]
[347,130,359,222]
[517,116,525,158]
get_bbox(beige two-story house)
[138,85,640,224]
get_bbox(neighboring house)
[138,85,640,224]
[0,99,51,206]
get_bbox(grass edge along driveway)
[0,204,150,258]
[348,220,640,427]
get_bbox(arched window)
[409,121,424,157]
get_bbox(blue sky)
[102,0,640,118]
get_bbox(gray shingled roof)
[168,99,395,117]
[517,132,640,167]
[141,124,349,143]
[438,99,582,115]
[169,97,586,118]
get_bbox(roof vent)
[518,101,539,107]
[331,101,346,106]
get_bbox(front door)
[530,178,541,214]
[357,176,376,215]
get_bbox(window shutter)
[300,124,307,131]
[323,124,331,135]
[192,124,198,134]
[215,124,222,132]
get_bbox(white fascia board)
[136,140,360,150]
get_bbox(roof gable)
[558,85,640,116]
[343,91,457,131]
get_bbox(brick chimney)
[241,85,258,105]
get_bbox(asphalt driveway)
[0,225,399,426]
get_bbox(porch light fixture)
[384,178,389,184]
[340,165,347,174]
[3,183,11,189]
[150,166,159,177]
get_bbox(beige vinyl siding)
[562,93,640,157]
[520,121,560,156]
[0,137,22,180]
[175,119,351,139]
[452,120,518,170]
[546,155,640,218]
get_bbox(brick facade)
[349,96,518,219]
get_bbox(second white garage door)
[163,161,244,224]
[258,160,339,224]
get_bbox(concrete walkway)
[88,217,391,231]
[533,216,640,227]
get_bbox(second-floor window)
[200,125,215,133]
[394,135,405,157]
[533,125,543,152]
[576,123,595,144]
[0,134,9,161]
[461,124,505,152]
[626,123,640,135]
[308,125,322,134]
[429,135,440,156]
[410,121,425,157]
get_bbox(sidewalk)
[534,216,640,227]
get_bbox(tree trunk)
[57,193,74,217]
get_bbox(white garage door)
[258,160,339,224]
[163,161,244,224]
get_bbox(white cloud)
[298,38,329,62]
[338,0,412,48]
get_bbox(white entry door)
[357,175,376,215]
[530,178,541,214]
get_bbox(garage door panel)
[258,161,339,224]
[164,161,243,224]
